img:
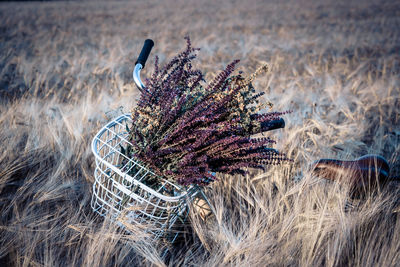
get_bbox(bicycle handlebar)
[133,39,154,92]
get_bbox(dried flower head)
[127,37,290,186]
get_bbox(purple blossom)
[126,37,290,186]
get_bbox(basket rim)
[91,113,194,202]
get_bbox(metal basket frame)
[90,113,199,240]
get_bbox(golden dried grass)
[0,0,399,266]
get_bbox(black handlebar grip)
[135,39,154,68]
[261,118,285,132]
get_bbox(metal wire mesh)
[90,113,198,240]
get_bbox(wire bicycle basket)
[90,39,205,241]
[91,113,200,240]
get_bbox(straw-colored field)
[1,0,399,266]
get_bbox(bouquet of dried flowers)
[126,37,290,186]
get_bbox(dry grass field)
[1,0,400,266]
